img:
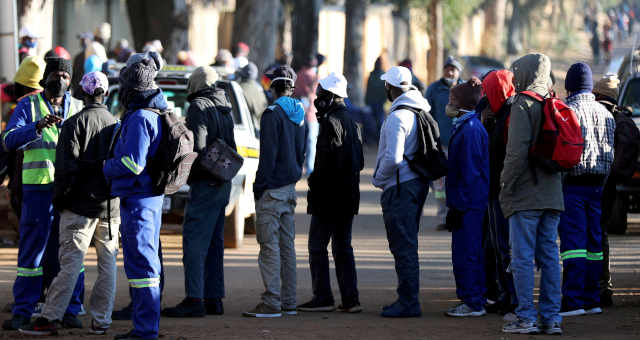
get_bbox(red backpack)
[520,91,584,173]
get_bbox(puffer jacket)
[499,54,564,218]
[186,86,236,184]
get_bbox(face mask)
[442,77,455,87]
[314,94,334,115]
[24,40,37,49]
[445,104,459,118]
[46,78,68,98]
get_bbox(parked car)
[460,56,506,80]
[106,65,260,248]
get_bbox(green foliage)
[410,0,484,49]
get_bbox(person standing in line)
[236,62,268,129]
[294,56,319,176]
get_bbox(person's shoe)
[161,298,206,318]
[445,303,486,317]
[337,302,362,313]
[89,319,108,335]
[600,291,614,307]
[205,298,224,315]
[282,307,297,315]
[242,303,282,318]
[559,308,586,317]
[485,299,499,314]
[2,302,13,313]
[585,306,603,315]
[541,322,563,335]
[31,302,44,317]
[62,313,83,329]
[503,312,517,322]
[2,314,31,330]
[78,304,87,316]
[18,317,58,336]
[113,330,158,340]
[502,318,540,334]
[380,301,421,318]
[111,304,133,321]
[297,298,336,312]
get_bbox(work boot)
[62,313,83,329]
[2,314,30,330]
[205,298,224,315]
[161,298,206,318]
[111,303,133,320]
[18,317,58,336]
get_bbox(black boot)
[161,298,206,318]
[205,298,224,315]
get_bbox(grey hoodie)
[373,89,431,191]
[499,53,564,218]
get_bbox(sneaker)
[600,291,614,307]
[282,307,297,315]
[114,330,157,340]
[585,307,603,315]
[61,313,83,329]
[89,319,108,335]
[205,298,224,315]
[242,303,282,318]
[445,303,486,317]
[2,314,30,330]
[502,319,540,334]
[559,308,586,317]
[18,317,58,336]
[541,322,563,335]
[337,303,362,313]
[297,299,336,312]
[78,304,87,316]
[31,302,44,317]
[503,312,517,322]
[112,304,132,321]
[161,298,206,318]
[380,300,421,318]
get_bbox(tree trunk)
[344,0,368,107]
[126,0,190,64]
[507,0,524,55]
[480,0,506,58]
[291,0,322,71]
[427,0,443,84]
[392,0,411,62]
[232,0,281,74]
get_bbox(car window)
[621,78,640,116]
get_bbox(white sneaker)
[585,307,603,315]
[559,308,586,317]
[445,303,486,317]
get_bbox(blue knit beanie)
[565,62,593,93]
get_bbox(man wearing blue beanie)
[559,62,615,318]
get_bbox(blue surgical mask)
[24,40,37,49]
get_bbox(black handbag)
[199,99,244,181]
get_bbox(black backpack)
[396,105,448,181]
[146,109,198,195]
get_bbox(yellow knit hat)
[14,56,45,90]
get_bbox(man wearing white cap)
[18,27,40,62]
[19,71,120,336]
[298,73,364,313]
[373,66,431,317]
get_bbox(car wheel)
[224,203,244,248]
[606,192,628,235]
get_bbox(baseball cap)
[80,71,109,96]
[319,72,348,98]
[380,66,413,90]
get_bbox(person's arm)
[254,110,278,199]
[2,98,40,151]
[54,117,81,206]
[501,98,533,194]
[375,113,407,181]
[103,113,153,179]
[185,102,208,155]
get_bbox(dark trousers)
[308,214,359,306]
[381,178,429,305]
[487,199,517,307]
[600,180,616,296]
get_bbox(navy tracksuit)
[446,111,489,311]
[104,90,166,339]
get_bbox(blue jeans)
[304,120,319,175]
[308,214,359,306]
[509,210,562,325]
[381,179,429,306]
[559,185,603,310]
[182,181,231,299]
[452,209,486,311]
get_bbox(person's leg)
[451,209,486,312]
[558,185,588,312]
[307,215,334,304]
[584,186,604,309]
[304,120,319,175]
[490,199,517,309]
[535,211,562,326]
[331,215,359,307]
[256,191,284,310]
[483,211,500,304]
[88,217,119,329]
[508,210,541,324]
[40,211,97,322]
[120,196,163,339]
[204,182,231,301]
[600,181,615,304]
[279,185,298,311]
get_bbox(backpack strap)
[520,91,544,102]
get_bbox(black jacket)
[483,97,514,200]
[54,103,119,218]
[307,103,364,217]
[599,98,640,181]
[186,86,237,184]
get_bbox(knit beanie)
[565,62,593,93]
[449,77,483,111]
[14,56,45,90]
[39,57,72,87]
[593,73,620,101]
[236,62,259,81]
[188,66,219,95]
[119,51,164,91]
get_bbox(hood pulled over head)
[390,88,431,113]
[511,53,551,94]
[482,70,515,113]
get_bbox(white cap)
[19,27,40,39]
[380,66,413,90]
[234,56,249,70]
[319,72,348,98]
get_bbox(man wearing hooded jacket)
[2,58,85,331]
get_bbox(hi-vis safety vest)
[21,94,79,185]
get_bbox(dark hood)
[188,85,232,114]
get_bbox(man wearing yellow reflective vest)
[1,58,85,330]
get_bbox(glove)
[445,208,464,232]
